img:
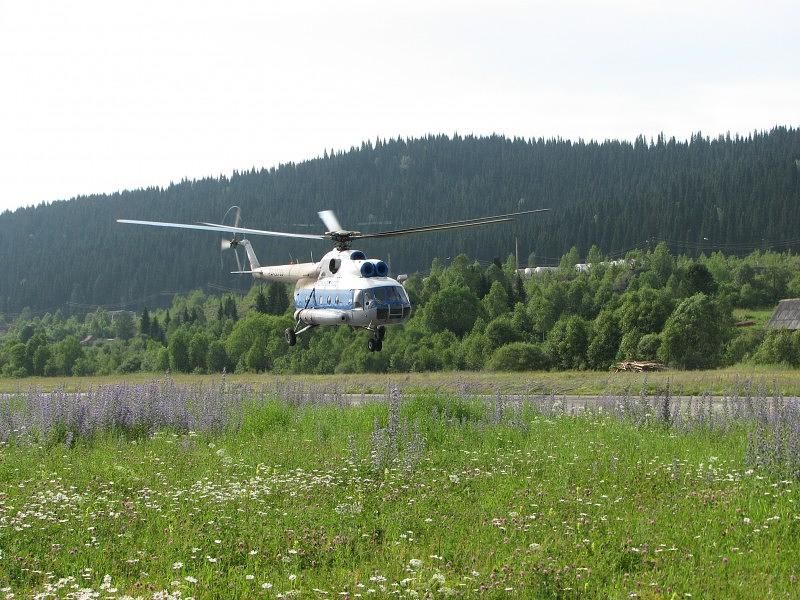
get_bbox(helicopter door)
[353,290,363,309]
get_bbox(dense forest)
[2,245,800,377]
[1,128,799,316]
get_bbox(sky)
[0,0,798,212]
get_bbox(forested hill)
[1,128,799,315]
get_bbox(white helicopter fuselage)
[249,248,411,330]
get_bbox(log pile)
[613,360,667,372]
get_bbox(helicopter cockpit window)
[367,286,410,303]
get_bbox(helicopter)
[117,207,548,352]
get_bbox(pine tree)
[255,288,269,313]
[149,316,163,344]
[140,307,150,337]
[266,283,289,314]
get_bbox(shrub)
[487,342,549,371]
[636,333,662,361]
[659,293,732,369]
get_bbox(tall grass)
[0,380,798,597]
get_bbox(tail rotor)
[220,205,245,272]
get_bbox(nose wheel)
[367,326,386,352]
[284,328,297,346]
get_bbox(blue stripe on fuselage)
[294,288,354,310]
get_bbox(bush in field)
[225,313,291,368]
[168,328,191,373]
[484,316,521,350]
[636,333,662,360]
[659,293,731,369]
[753,329,799,366]
[459,330,490,370]
[207,340,228,373]
[546,315,590,370]
[188,332,211,372]
[723,330,764,365]
[587,309,620,369]
[487,342,549,371]
[423,286,483,337]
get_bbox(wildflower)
[246,575,255,580]
[409,559,422,569]
[289,574,297,582]
[172,562,183,570]
[262,583,273,589]
[185,576,197,584]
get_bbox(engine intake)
[360,262,376,277]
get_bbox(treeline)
[2,246,800,377]
[1,128,799,315]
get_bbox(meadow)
[1,380,799,598]
[3,364,800,396]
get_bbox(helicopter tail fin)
[239,239,260,270]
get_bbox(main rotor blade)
[197,222,325,240]
[318,210,343,232]
[117,219,324,240]
[354,217,512,239]
[353,208,550,240]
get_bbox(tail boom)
[251,262,319,282]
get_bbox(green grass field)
[732,307,775,329]
[1,393,798,598]
[3,365,800,396]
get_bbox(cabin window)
[353,290,363,308]
[335,295,340,304]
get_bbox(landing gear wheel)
[284,328,296,346]
[375,340,383,352]
[368,338,380,352]
[376,325,386,341]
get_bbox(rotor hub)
[327,231,361,250]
